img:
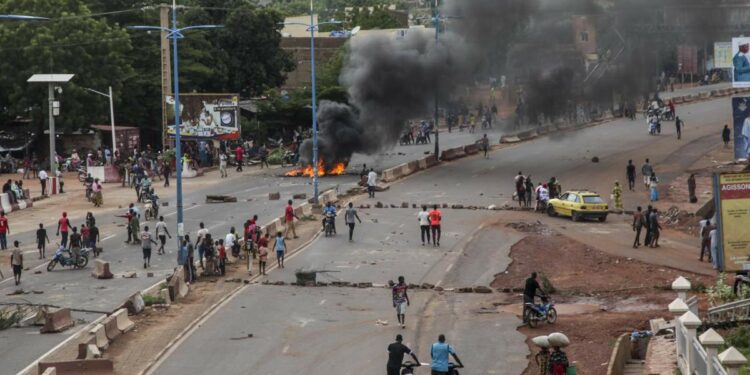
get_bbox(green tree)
[219,4,295,97]
[0,0,133,132]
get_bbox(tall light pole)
[83,86,117,155]
[27,74,74,175]
[0,15,47,21]
[429,0,458,158]
[129,0,222,249]
[283,0,341,204]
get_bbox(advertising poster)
[717,172,750,271]
[166,94,240,140]
[732,37,750,88]
[715,42,732,69]
[731,97,750,160]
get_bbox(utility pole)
[160,4,172,149]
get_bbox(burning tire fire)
[286,160,347,177]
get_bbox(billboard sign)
[715,42,732,69]
[716,172,750,271]
[732,37,750,88]
[166,94,240,140]
[731,97,750,160]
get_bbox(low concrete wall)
[606,332,632,375]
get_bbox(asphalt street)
[0,128,497,375]
[0,82,730,374]
[151,90,733,375]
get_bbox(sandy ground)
[491,221,711,374]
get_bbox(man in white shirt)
[225,227,238,258]
[417,206,431,246]
[155,216,171,255]
[367,168,378,198]
[535,183,549,211]
[219,152,228,178]
[195,222,209,269]
[709,228,719,270]
[39,169,48,196]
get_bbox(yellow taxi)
[547,190,609,222]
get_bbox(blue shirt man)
[734,43,750,82]
[431,334,463,373]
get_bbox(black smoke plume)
[299,0,536,167]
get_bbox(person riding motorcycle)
[523,272,546,323]
[140,175,152,202]
[322,202,337,234]
[146,191,160,219]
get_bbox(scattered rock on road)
[268,192,281,200]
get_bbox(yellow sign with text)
[719,173,750,271]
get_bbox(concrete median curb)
[38,359,114,375]
[40,308,75,334]
[91,259,114,279]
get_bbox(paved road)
[151,90,733,375]
[0,128,498,375]
[1,81,729,374]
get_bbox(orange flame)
[285,160,347,177]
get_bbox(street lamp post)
[83,86,117,155]
[27,74,75,176]
[283,1,341,204]
[129,0,222,251]
[429,0,458,158]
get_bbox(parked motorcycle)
[47,246,90,271]
[524,295,558,328]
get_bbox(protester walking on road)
[649,209,662,248]
[525,176,534,207]
[392,276,410,328]
[89,222,100,257]
[0,212,8,250]
[219,152,228,178]
[235,144,243,172]
[387,334,420,375]
[195,222,209,269]
[57,212,71,248]
[11,240,23,285]
[481,133,490,159]
[258,234,269,275]
[688,174,698,203]
[284,200,300,239]
[649,173,660,201]
[431,334,464,374]
[36,223,49,258]
[429,205,442,247]
[217,239,226,275]
[344,202,362,242]
[225,227,238,259]
[367,168,378,198]
[141,226,157,268]
[273,231,286,269]
[641,159,653,188]
[130,210,141,245]
[643,206,653,247]
[155,216,171,255]
[626,160,636,191]
[632,207,645,248]
[516,173,526,208]
[39,169,48,196]
[675,116,683,140]
[612,181,623,210]
[418,206,431,246]
[723,125,732,147]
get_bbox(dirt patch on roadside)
[492,227,711,295]
[494,222,711,374]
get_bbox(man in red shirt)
[235,145,243,172]
[429,205,442,247]
[56,212,71,248]
[284,200,300,239]
[0,211,9,250]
